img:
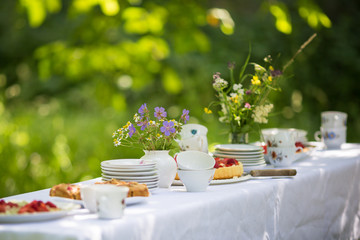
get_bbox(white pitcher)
[178,124,208,153]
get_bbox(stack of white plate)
[212,144,266,171]
[100,159,159,191]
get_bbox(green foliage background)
[1,0,359,197]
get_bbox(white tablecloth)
[1,144,360,240]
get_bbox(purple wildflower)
[160,121,176,136]
[154,107,167,120]
[245,90,252,95]
[181,109,190,123]
[138,103,148,116]
[137,119,149,131]
[128,124,136,137]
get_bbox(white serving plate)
[213,153,264,159]
[101,174,159,181]
[243,164,267,172]
[101,166,156,172]
[50,196,148,207]
[240,162,266,166]
[214,144,262,152]
[236,158,266,163]
[101,169,158,176]
[101,159,156,169]
[101,177,159,184]
[213,150,263,156]
[173,173,251,186]
[0,201,81,223]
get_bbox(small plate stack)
[212,144,266,171]
[100,159,159,191]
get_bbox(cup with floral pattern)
[267,146,303,167]
[314,127,346,149]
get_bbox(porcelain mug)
[81,184,129,219]
[314,127,346,149]
[264,130,296,148]
[321,111,347,128]
[178,124,208,153]
[267,146,302,167]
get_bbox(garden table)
[1,143,360,240]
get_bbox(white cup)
[267,146,302,167]
[81,184,129,219]
[178,124,208,153]
[321,111,347,128]
[264,130,296,147]
[314,127,346,149]
[80,185,97,213]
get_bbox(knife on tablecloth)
[249,169,297,177]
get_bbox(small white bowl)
[176,151,215,170]
[177,168,215,192]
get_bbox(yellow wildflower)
[269,66,274,71]
[204,107,212,114]
[268,76,272,82]
[231,95,239,103]
[251,75,261,85]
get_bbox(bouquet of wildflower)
[205,34,317,143]
[113,103,190,150]
[205,55,282,143]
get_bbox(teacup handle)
[314,131,322,142]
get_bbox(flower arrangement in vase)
[205,34,317,144]
[112,103,190,188]
[205,54,282,144]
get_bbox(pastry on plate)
[95,179,150,197]
[50,179,150,199]
[49,183,81,200]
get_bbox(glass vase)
[140,150,177,188]
[229,132,249,144]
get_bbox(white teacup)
[81,184,129,219]
[178,124,208,153]
[314,127,346,149]
[262,128,307,144]
[263,130,296,147]
[321,111,347,128]
[267,146,302,167]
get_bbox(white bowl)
[176,151,215,170]
[177,168,215,192]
